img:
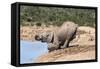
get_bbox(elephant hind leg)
[60,28,77,49]
[60,40,69,49]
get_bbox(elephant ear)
[47,32,54,43]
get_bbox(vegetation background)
[20,5,96,27]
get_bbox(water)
[20,40,48,64]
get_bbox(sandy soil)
[20,25,57,41]
[20,26,96,63]
[36,45,95,63]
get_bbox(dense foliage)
[20,5,96,27]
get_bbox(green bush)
[20,6,95,27]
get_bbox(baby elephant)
[35,21,78,51]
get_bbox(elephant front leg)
[48,43,59,52]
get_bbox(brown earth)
[36,45,95,63]
[20,26,96,63]
[20,25,57,41]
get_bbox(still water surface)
[20,40,48,64]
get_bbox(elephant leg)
[60,31,76,49]
[48,43,59,52]
[60,39,69,49]
[61,28,78,49]
[52,34,60,49]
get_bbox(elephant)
[35,21,78,51]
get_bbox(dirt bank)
[36,45,95,63]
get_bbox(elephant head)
[35,32,54,43]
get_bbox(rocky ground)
[20,26,96,63]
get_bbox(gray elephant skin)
[35,21,78,52]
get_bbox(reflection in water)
[20,40,48,64]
